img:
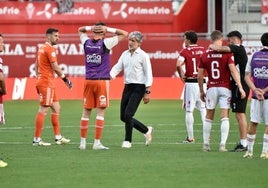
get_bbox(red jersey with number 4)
[199,49,234,89]
[178,45,205,78]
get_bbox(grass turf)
[0,100,267,188]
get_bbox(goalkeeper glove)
[61,74,72,89]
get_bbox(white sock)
[55,135,62,140]
[34,137,41,142]
[247,134,256,152]
[80,138,86,145]
[262,134,268,153]
[185,111,194,139]
[0,103,5,122]
[240,139,247,147]
[199,107,206,124]
[220,118,229,146]
[94,139,100,145]
[203,118,212,145]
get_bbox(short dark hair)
[261,32,268,46]
[46,28,59,35]
[0,33,2,37]
[227,30,242,39]
[94,22,106,26]
[184,31,198,44]
[210,30,223,41]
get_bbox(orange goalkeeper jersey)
[36,42,57,88]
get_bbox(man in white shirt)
[110,31,153,148]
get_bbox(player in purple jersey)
[198,30,245,152]
[78,22,128,150]
[243,32,268,159]
[176,31,206,143]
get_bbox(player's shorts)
[231,84,250,113]
[205,87,231,110]
[250,99,268,125]
[83,80,110,109]
[183,82,205,112]
[36,86,58,106]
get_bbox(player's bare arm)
[229,64,246,99]
[101,25,128,41]
[263,86,268,94]
[245,72,265,101]
[52,62,72,89]
[197,68,206,102]
[78,25,128,42]
[176,59,186,81]
[112,28,128,42]
[0,72,6,95]
[209,44,231,52]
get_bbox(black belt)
[185,78,206,83]
[86,78,110,80]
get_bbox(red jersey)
[178,45,205,78]
[199,49,234,89]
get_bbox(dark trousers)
[120,84,148,142]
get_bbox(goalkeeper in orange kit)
[33,28,72,146]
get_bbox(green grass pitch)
[0,100,267,188]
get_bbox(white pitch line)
[0,141,263,145]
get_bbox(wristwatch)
[145,90,151,94]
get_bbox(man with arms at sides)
[0,33,7,167]
[110,31,153,149]
[198,30,246,152]
[243,32,268,159]
[78,23,128,150]
[209,30,250,152]
[33,28,72,146]
[176,31,206,143]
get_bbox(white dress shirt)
[110,47,153,87]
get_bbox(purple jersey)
[83,39,110,80]
[250,49,268,99]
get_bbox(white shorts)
[183,83,205,112]
[250,99,268,124]
[205,87,231,110]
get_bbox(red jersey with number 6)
[178,45,205,78]
[199,49,234,89]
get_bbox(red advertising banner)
[261,0,268,24]
[4,77,184,100]
[0,36,263,78]
[0,36,209,78]
[0,1,173,23]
